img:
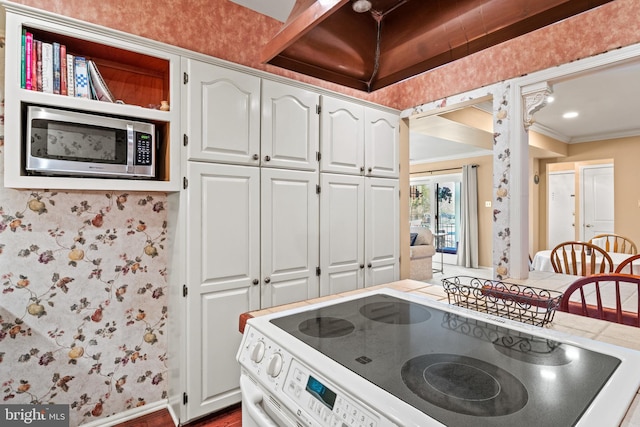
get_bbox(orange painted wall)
[10,0,640,110]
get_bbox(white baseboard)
[80,400,174,427]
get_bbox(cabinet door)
[261,168,319,307]
[320,174,365,296]
[365,178,400,287]
[364,108,400,178]
[185,162,260,421]
[320,96,364,175]
[261,80,320,171]
[184,59,261,165]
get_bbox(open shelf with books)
[3,2,181,191]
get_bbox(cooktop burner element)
[360,300,431,324]
[402,353,528,416]
[298,317,355,338]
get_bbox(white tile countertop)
[240,273,640,426]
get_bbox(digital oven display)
[306,376,337,410]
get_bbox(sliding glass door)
[410,174,461,256]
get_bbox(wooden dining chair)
[550,241,614,276]
[615,254,640,275]
[589,233,638,255]
[559,273,640,327]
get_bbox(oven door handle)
[241,375,290,427]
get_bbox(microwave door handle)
[127,124,134,173]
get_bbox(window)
[410,174,461,254]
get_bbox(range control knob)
[266,353,284,378]
[250,340,266,363]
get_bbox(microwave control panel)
[135,132,153,166]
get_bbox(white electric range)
[237,288,640,427]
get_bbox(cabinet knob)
[368,167,372,173]
[252,279,259,285]
[264,277,271,284]
[360,264,365,269]
[360,166,365,173]
[264,155,271,162]
[368,263,372,268]
[252,154,259,161]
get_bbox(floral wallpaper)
[0,30,171,427]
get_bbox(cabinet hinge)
[316,151,321,162]
[316,104,321,114]
[183,284,188,297]
[183,392,188,405]
[183,72,189,84]
[316,266,321,276]
[183,134,188,146]
[316,184,321,194]
[183,177,188,190]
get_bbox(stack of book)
[20,29,115,102]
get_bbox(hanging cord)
[365,12,383,92]
[364,1,409,92]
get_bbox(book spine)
[36,40,43,92]
[52,42,61,95]
[60,45,67,96]
[74,56,89,98]
[66,54,75,97]
[41,42,53,94]
[31,37,38,91]
[25,32,32,90]
[20,29,25,89]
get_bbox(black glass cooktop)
[270,294,621,427]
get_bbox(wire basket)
[442,276,563,326]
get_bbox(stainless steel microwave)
[26,106,156,179]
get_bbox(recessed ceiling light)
[563,111,579,119]
[547,95,555,103]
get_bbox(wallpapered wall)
[0,26,171,427]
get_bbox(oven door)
[240,374,298,427]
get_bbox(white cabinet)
[261,80,320,171]
[320,96,364,175]
[365,177,400,286]
[3,5,181,191]
[319,174,365,295]
[365,108,400,179]
[319,174,399,295]
[181,60,321,421]
[183,60,320,170]
[261,168,320,307]
[320,96,399,179]
[185,162,260,420]
[183,59,261,165]
[183,162,319,419]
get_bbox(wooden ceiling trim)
[261,0,615,92]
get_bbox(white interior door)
[548,171,575,248]
[581,164,614,240]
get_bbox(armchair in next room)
[410,226,436,281]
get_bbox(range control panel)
[238,325,387,427]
